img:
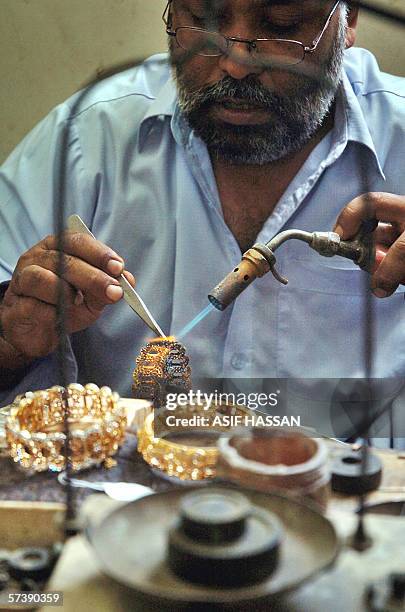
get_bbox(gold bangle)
[5,383,127,473]
[137,403,252,481]
[137,413,218,481]
[132,336,192,401]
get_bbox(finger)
[12,267,104,323]
[374,223,401,247]
[122,270,136,287]
[370,247,388,273]
[64,299,103,334]
[79,285,122,313]
[375,247,387,265]
[334,193,405,239]
[43,233,125,277]
[21,248,124,307]
[74,290,85,307]
[75,271,135,315]
[11,265,77,306]
[10,261,118,327]
[371,233,405,297]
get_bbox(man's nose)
[217,41,264,80]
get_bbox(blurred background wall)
[1,0,404,163]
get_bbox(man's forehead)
[175,0,329,16]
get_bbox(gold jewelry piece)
[132,336,192,401]
[6,383,127,473]
[137,403,252,481]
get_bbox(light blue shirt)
[1,49,404,421]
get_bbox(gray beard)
[171,11,347,165]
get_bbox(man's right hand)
[0,232,135,367]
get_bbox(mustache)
[184,76,282,108]
[177,73,331,116]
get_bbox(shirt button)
[231,353,248,370]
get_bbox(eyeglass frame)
[162,0,341,65]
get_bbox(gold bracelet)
[132,336,192,401]
[137,403,252,481]
[6,383,127,473]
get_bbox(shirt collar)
[339,69,385,180]
[138,75,178,145]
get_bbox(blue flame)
[177,304,216,340]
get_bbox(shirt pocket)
[276,256,405,379]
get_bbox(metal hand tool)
[58,471,153,502]
[209,220,379,311]
[67,214,165,337]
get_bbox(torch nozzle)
[208,244,277,311]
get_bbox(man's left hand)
[334,192,405,298]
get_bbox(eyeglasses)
[163,1,341,67]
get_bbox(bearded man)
[0,1,404,426]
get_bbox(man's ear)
[345,4,359,49]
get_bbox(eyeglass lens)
[175,28,305,66]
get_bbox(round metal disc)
[331,451,382,495]
[88,485,338,607]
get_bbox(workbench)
[1,408,405,611]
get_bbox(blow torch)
[208,220,378,311]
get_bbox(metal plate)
[88,486,339,607]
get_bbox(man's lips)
[209,98,272,125]
[218,96,265,107]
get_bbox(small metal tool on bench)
[67,214,165,337]
[58,471,153,502]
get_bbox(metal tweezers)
[67,214,165,338]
